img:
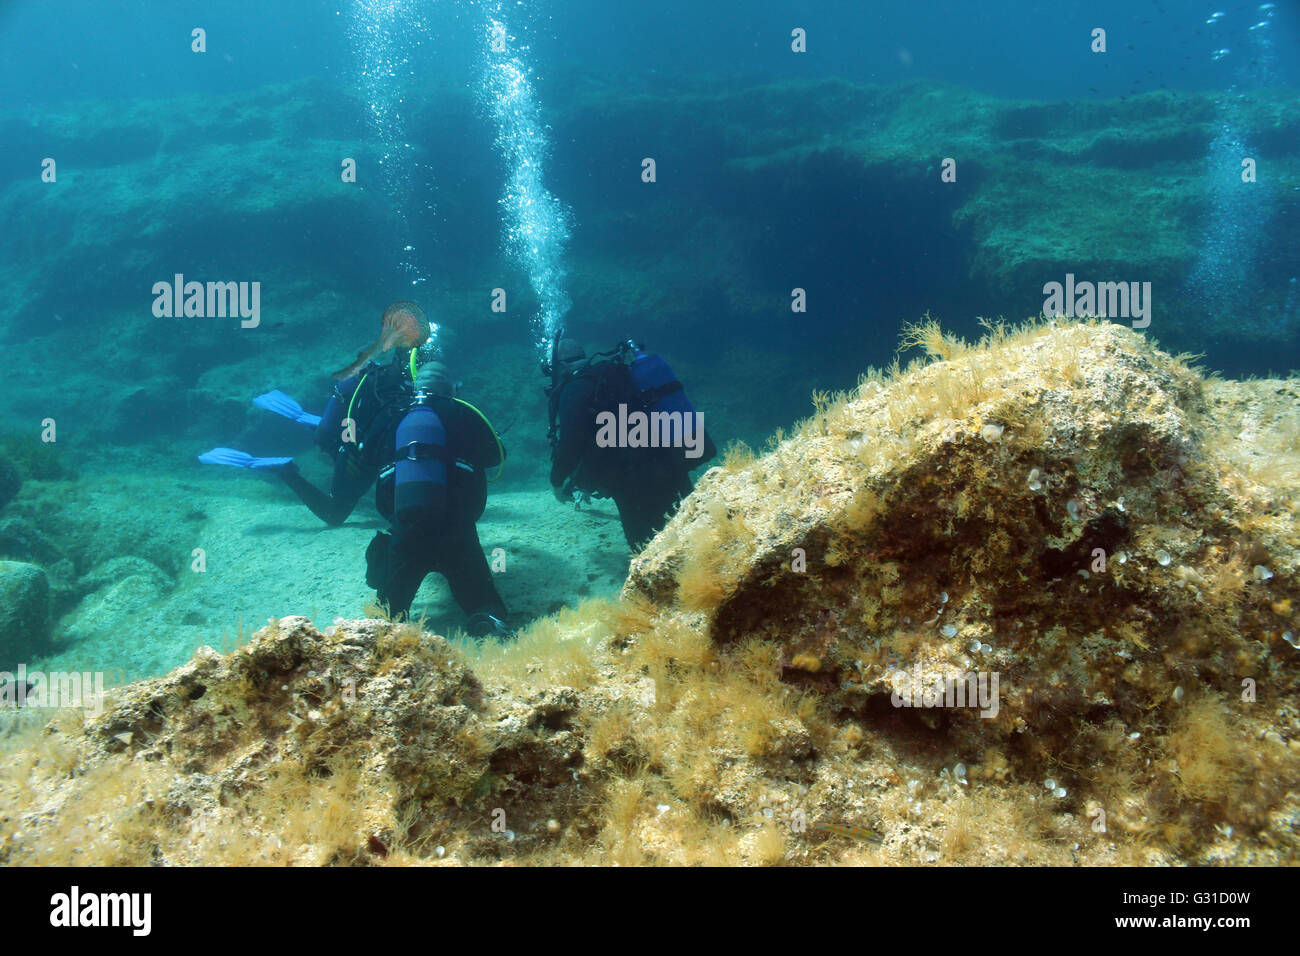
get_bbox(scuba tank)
[393,398,449,520]
[629,349,693,419]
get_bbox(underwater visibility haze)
[0,0,1298,876]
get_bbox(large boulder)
[630,321,1298,743]
[0,560,51,667]
[2,322,1297,867]
[2,616,586,865]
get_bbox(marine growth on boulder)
[1,321,1297,865]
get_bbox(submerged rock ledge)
[2,321,1297,865]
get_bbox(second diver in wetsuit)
[281,323,512,638]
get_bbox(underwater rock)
[78,556,172,597]
[60,571,171,648]
[622,320,1299,861]
[0,560,51,667]
[1,321,1297,866]
[0,615,593,865]
[0,516,62,566]
[631,323,1296,736]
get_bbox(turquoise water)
[0,0,1297,683]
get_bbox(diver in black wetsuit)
[281,356,512,638]
[545,336,715,550]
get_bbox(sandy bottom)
[36,467,632,683]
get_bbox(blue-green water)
[0,0,1297,681]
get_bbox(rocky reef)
[3,76,1297,450]
[2,320,1297,865]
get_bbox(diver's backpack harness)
[545,333,642,450]
[320,359,415,460]
[340,353,505,476]
[545,334,699,468]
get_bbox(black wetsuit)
[281,372,506,629]
[549,360,714,550]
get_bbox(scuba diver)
[543,331,716,550]
[199,302,513,639]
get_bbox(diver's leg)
[437,523,508,622]
[614,460,691,550]
[281,452,371,526]
[378,537,431,620]
[613,490,660,551]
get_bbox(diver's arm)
[549,380,591,488]
[280,453,372,526]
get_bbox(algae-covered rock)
[624,320,1299,861]
[0,615,593,865]
[0,560,51,667]
[1,321,1297,867]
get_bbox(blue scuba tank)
[393,403,448,519]
[629,350,695,418]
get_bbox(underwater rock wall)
[1,321,1296,865]
[4,76,1297,377]
[548,76,1300,359]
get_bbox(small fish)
[814,821,884,844]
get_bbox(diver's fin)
[198,447,293,471]
[253,390,323,427]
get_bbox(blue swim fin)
[198,447,293,471]
[253,390,322,427]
